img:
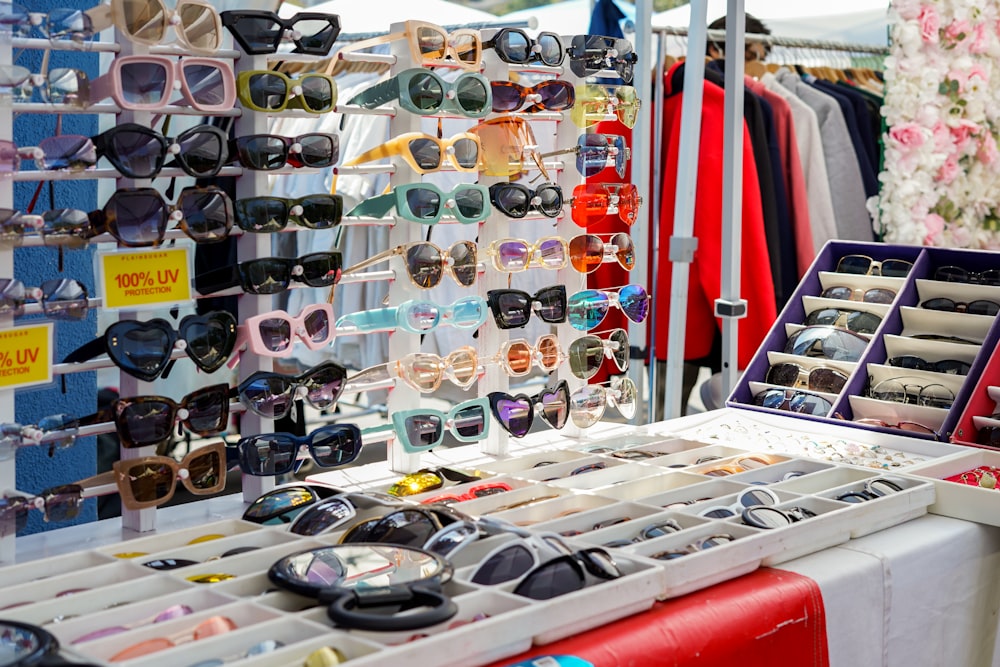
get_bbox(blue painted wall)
[12,0,100,533]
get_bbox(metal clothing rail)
[644,1,890,422]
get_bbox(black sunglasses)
[752,388,834,415]
[514,545,620,600]
[236,424,362,476]
[489,182,563,218]
[236,360,348,420]
[482,28,564,65]
[566,34,637,83]
[235,194,344,233]
[921,297,1000,316]
[196,251,343,296]
[221,10,341,55]
[887,354,970,375]
[86,186,234,247]
[91,123,228,180]
[489,380,570,438]
[241,484,344,525]
[79,384,231,449]
[230,133,339,171]
[934,265,1000,285]
[486,285,567,329]
[62,311,237,382]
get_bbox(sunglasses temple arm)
[348,76,400,109]
[85,4,113,33]
[342,134,406,167]
[539,146,577,159]
[341,247,395,277]
[347,192,395,218]
[226,328,249,370]
[66,470,116,499]
[60,337,106,365]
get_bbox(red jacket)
[651,62,777,367]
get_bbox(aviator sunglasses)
[567,284,649,330]
[61,311,237,382]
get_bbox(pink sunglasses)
[89,55,236,113]
[228,303,336,369]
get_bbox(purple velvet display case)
[727,240,1000,443]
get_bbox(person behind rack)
[706,13,771,63]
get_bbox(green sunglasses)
[347,68,492,118]
[347,183,490,224]
[367,397,491,453]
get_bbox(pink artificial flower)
[978,133,1000,167]
[944,19,972,43]
[889,122,926,151]
[893,0,922,20]
[950,119,981,151]
[919,6,940,43]
[924,213,945,245]
[951,225,972,247]
[970,23,990,54]
[968,64,989,83]
[932,121,951,151]
[947,69,968,92]
[937,154,960,183]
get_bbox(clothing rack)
[643,0,890,422]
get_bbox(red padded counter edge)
[488,568,830,667]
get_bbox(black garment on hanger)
[809,79,878,199]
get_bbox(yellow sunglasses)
[236,70,337,114]
[571,84,641,129]
[343,132,481,174]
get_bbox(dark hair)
[706,13,771,57]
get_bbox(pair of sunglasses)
[62,311,237,382]
[544,133,631,178]
[489,381,572,437]
[570,183,642,227]
[80,384,231,449]
[571,84,641,128]
[233,303,335,364]
[752,388,834,415]
[486,234,634,274]
[196,251,342,296]
[489,182,563,219]
[234,194,343,234]
[867,376,955,409]
[887,354,970,375]
[783,325,870,362]
[567,284,650,331]
[339,20,479,70]
[487,285,566,329]
[230,133,339,171]
[922,297,1000,316]
[494,334,566,377]
[569,376,638,427]
[237,361,348,420]
[490,80,575,113]
[470,116,549,180]
[221,10,341,55]
[349,69,491,118]
[336,296,487,334]
[821,285,896,304]
[91,123,228,179]
[237,70,337,114]
[934,265,1000,285]
[348,183,490,225]
[77,442,226,511]
[482,28,564,65]
[236,424,362,476]
[5,134,96,172]
[835,254,912,277]
[87,186,233,248]
[765,362,849,394]
[0,64,88,106]
[382,398,491,454]
[344,132,479,174]
[241,483,345,525]
[342,241,478,289]
[0,482,86,534]
[89,56,234,113]
[62,0,223,52]
[349,347,479,395]
[0,277,88,319]
[804,307,882,334]
[566,34,638,83]
[568,329,630,380]
[287,493,405,536]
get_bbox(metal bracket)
[668,235,698,263]
[714,298,748,319]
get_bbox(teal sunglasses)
[373,397,491,453]
[347,68,492,118]
[336,296,488,334]
[347,183,490,225]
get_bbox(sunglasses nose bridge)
[291,84,303,96]
[177,408,190,420]
[294,385,308,399]
[289,205,304,216]
[444,198,456,209]
[177,467,190,481]
[175,339,187,352]
[529,195,542,206]
[291,264,304,276]
[444,89,457,100]
[168,13,182,26]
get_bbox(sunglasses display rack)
[726,240,1000,443]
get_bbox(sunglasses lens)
[241,375,294,418]
[454,187,486,221]
[0,278,24,316]
[610,329,629,370]
[498,30,529,62]
[367,510,438,546]
[227,15,280,52]
[299,253,342,287]
[612,233,635,269]
[494,396,532,437]
[505,341,532,375]
[121,0,166,42]
[239,434,296,475]
[453,137,479,169]
[117,61,166,106]
[117,399,175,447]
[536,286,566,322]
[311,425,361,467]
[538,385,569,429]
[569,234,603,273]
[491,83,524,112]
[184,387,229,434]
[294,133,337,167]
[567,289,607,330]
[493,184,528,217]
[881,260,912,277]
[415,26,446,57]
[836,255,874,274]
[406,243,444,288]
[300,76,334,112]
[298,195,342,229]
[449,297,486,328]
[303,364,347,410]
[291,17,339,52]
[174,188,228,242]
[406,72,443,111]
[243,487,317,525]
[175,128,226,177]
[123,461,174,504]
[537,33,562,64]
[106,321,172,381]
[538,81,573,109]
[570,386,605,427]
[301,308,331,345]
[38,135,96,171]
[106,128,163,178]
[187,450,221,491]
[453,33,479,63]
[238,136,286,170]
[401,302,441,332]
[182,62,227,108]
[105,189,166,246]
[472,544,535,584]
[785,326,868,361]
[496,240,530,272]
[537,335,562,371]
[235,197,286,233]
[246,72,286,110]
[0,498,27,535]
[765,362,800,387]
[454,403,487,439]
[569,336,603,379]
[514,557,583,600]
[290,498,354,536]
[790,391,833,415]
[403,414,443,449]
[243,258,290,294]
[43,485,83,522]
[450,241,478,286]
[492,291,529,328]
[810,368,847,393]
[449,350,479,386]
[614,377,637,419]
[408,138,442,170]
[40,278,87,320]
[403,188,442,221]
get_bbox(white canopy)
[498,0,636,37]
[652,0,891,46]
[278,0,498,34]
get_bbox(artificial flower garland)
[874,0,1000,248]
